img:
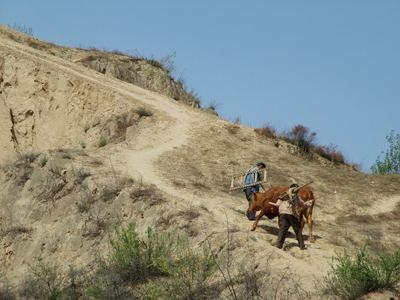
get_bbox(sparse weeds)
[101,186,120,202]
[206,100,220,111]
[74,168,91,184]
[0,278,16,300]
[234,115,241,124]
[192,178,208,189]
[130,180,165,206]
[98,137,107,148]
[20,263,85,300]
[1,225,31,238]
[136,107,153,117]
[172,178,186,188]
[227,124,240,135]
[118,176,134,187]
[8,22,33,36]
[39,157,47,167]
[255,123,277,139]
[83,208,108,237]
[114,112,138,141]
[24,262,66,300]
[62,153,72,160]
[282,124,316,156]
[84,124,91,133]
[77,201,91,213]
[26,39,43,50]
[3,157,34,186]
[314,143,346,164]
[24,153,38,163]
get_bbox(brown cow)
[249,186,316,242]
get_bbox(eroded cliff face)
[0,43,144,165]
[75,55,202,109]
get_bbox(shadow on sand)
[255,224,322,242]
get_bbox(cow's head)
[249,192,262,213]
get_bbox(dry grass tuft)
[172,178,186,188]
[254,123,276,138]
[227,124,240,135]
[130,181,166,206]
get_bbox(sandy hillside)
[1,24,400,299]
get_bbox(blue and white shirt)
[243,167,262,192]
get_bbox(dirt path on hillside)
[364,195,400,215]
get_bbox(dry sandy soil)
[0,24,400,299]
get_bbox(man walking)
[269,183,314,250]
[243,162,265,221]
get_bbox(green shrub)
[137,107,154,117]
[141,241,220,299]
[20,262,65,300]
[109,224,174,283]
[98,137,107,148]
[324,245,400,299]
[84,124,91,133]
[87,223,220,299]
[371,130,400,175]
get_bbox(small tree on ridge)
[371,130,400,175]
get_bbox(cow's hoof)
[250,227,256,231]
[310,236,315,243]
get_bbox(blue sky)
[1,1,399,172]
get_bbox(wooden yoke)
[229,168,268,191]
[278,181,314,199]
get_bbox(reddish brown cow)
[249,186,316,242]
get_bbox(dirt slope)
[1,25,400,299]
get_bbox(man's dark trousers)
[277,213,305,248]
[244,189,256,220]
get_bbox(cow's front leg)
[307,214,315,243]
[251,209,265,231]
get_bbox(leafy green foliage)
[141,240,219,299]
[371,130,400,174]
[324,246,400,299]
[87,223,220,299]
[111,224,175,282]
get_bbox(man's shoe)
[300,246,307,250]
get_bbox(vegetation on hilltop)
[371,130,400,175]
